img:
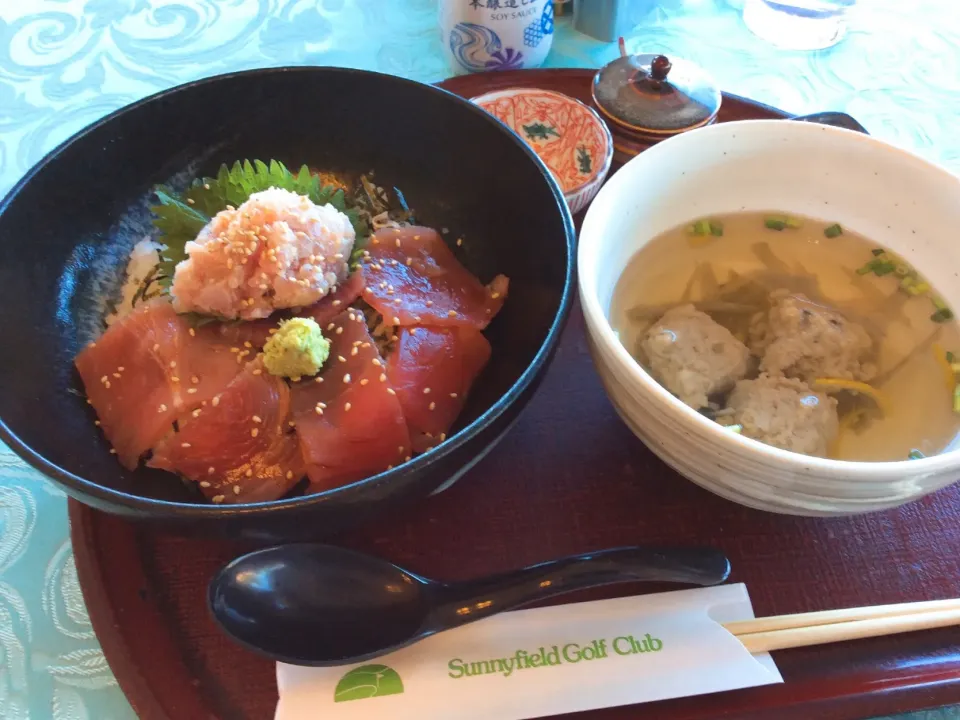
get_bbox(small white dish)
[578,118,960,516]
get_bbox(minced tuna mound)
[640,304,751,409]
[171,187,355,320]
[727,374,839,457]
[749,291,875,383]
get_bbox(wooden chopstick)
[723,599,960,653]
[723,598,960,636]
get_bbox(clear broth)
[611,212,960,462]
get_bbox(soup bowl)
[579,119,960,516]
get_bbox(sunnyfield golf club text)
[447,634,664,679]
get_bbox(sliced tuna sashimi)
[387,326,491,453]
[360,226,508,329]
[149,358,304,504]
[204,268,366,349]
[291,308,411,492]
[75,299,241,469]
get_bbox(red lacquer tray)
[70,69,960,720]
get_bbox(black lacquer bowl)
[0,67,575,539]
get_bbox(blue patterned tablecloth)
[2,1,960,718]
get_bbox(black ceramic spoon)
[208,544,730,666]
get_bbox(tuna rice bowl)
[74,160,509,505]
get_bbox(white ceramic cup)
[439,0,555,75]
[578,119,960,516]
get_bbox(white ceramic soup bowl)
[579,119,960,516]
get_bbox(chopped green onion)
[908,449,926,460]
[933,296,949,311]
[932,308,955,323]
[691,219,711,236]
[894,264,911,277]
[953,385,960,414]
[950,363,960,374]
[824,223,843,238]
[871,248,886,256]
[899,276,915,288]
[726,424,743,434]
[784,216,803,229]
[948,351,956,363]
[709,221,724,237]
[913,281,931,295]
[764,218,787,231]
[856,263,875,275]
[906,284,925,296]
[873,261,896,276]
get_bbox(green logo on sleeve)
[334,664,404,703]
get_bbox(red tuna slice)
[360,226,508,329]
[75,299,241,469]
[387,326,492,453]
[291,308,411,492]
[149,358,304,504]
[204,268,366,349]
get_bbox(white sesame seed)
[212,396,220,407]
[233,485,241,495]
[406,257,412,266]
[333,300,341,306]
[410,328,418,335]
[158,404,168,412]
[404,455,411,462]
[201,480,212,487]
[439,433,447,441]
[288,420,296,427]
[351,346,359,356]
[327,323,336,331]
[414,234,421,240]
[104,380,111,389]
[153,343,161,351]
[169,361,177,369]
[343,373,352,384]
[181,442,192,448]
[491,292,501,299]
[230,347,240,353]
[171,376,180,383]
[204,183,210,190]
[450,392,459,398]
[191,376,199,384]
[447,310,457,318]
[244,341,252,348]
[372,358,382,367]
[379,373,387,382]
[398,446,405,454]
[360,378,369,386]
[393,316,400,324]
[315,405,324,415]
[212,495,225,504]
[344,402,352,412]
[252,368,262,375]
[338,355,346,363]
[251,428,259,438]
[187,388,198,394]
[285,471,294,480]
[192,409,202,418]
[109,448,117,454]
[395,238,401,248]
[426,300,433,307]
[94,420,101,426]
[252,415,262,423]
[336,327,343,335]
[118,366,125,372]
[387,387,396,395]
[457,238,463,246]
[423,387,431,394]
[429,402,436,410]
[315,377,324,383]
[245,468,253,477]
[112,372,121,379]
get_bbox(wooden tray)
[70,69,960,720]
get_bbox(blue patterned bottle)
[439,0,554,75]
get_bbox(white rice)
[105,237,163,326]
